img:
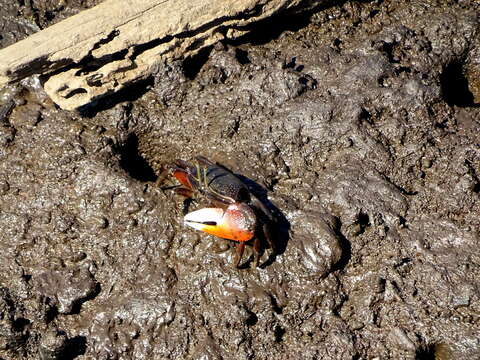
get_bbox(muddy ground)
[1,0,479,359]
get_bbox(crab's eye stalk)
[184,203,256,242]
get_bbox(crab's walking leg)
[171,168,194,189]
[263,222,276,254]
[175,188,194,198]
[195,156,216,167]
[156,166,172,188]
[253,237,261,267]
[234,242,246,268]
[250,196,275,222]
[157,163,195,189]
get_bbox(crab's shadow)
[236,174,290,268]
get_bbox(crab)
[161,156,276,268]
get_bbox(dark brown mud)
[1,0,479,359]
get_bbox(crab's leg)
[158,166,195,196]
[250,195,275,222]
[171,168,194,189]
[263,222,276,254]
[156,165,173,188]
[175,188,194,198]
[195,156,216,167]
[252,237,261,268]
[174,159,195,170]
[234,242,246,268]
[196,156,234,176]
[181,197,195,215]
[158,160,197,189]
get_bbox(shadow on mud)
[226,8,313,46]
[77,77,154,118]
[415,343,436,360]
[440,61,478,108]
[59,335,87,360]
[331,217,352,273]
[117,133,158,182]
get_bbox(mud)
[1,0,479,359]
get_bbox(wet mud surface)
[1,0,480,359]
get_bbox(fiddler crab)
[161,156,276,268]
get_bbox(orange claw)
[184,203,256,242]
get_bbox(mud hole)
[1,0,480,359]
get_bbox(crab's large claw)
[184,203,256,242]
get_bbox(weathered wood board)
[0,0,316,110]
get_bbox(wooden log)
[0,0,317,110]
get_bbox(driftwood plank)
[0,0,316,110]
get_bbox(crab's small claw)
[184,203,256,242]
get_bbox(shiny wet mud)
[0,0,479,359]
